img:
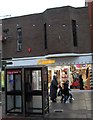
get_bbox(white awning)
[5,53,93,67]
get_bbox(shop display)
[89,68,93,89]
[61,69,68,83]
[48,64,92,90]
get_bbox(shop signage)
[1,71,5,88]
[7,70,21,74]
[38,59,55,65]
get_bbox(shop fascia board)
[45,53,93,58]
[9,53,93,61]
[4,53,93,67]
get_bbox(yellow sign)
[38,59,55,65]
[1,71,5,88]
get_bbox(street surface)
[0,90,93,120]
[45,90,93,119]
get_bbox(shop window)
[7,72,21,92]
[17,27,22,51]
[6,69,22,113]
[32,70,41,90]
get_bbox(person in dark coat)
[79,74,84,90]
[50,75,58,102]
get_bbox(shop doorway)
[5,67,49,115]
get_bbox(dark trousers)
[61,93,73,103]
[64,94,69,103]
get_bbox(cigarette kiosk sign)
[38,59,55,65]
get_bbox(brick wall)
[2,6,91,59]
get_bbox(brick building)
[87,1,93,89]
[1,5,93,117]
[88,1,93,52]
[2,6,92,87]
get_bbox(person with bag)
[61,80,73,103]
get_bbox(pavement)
[0,90,93,120]
[45,90,93,119]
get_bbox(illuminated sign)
[7,70,21,74]
[38,59,55,65]
[1,71,5,88]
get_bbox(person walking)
[50,75,58,102]
[63,81,69,103]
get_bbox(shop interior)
[48,64,91,90]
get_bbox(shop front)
[48,64,92,90]
[2,54,93,118]
[47,54,93,90]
